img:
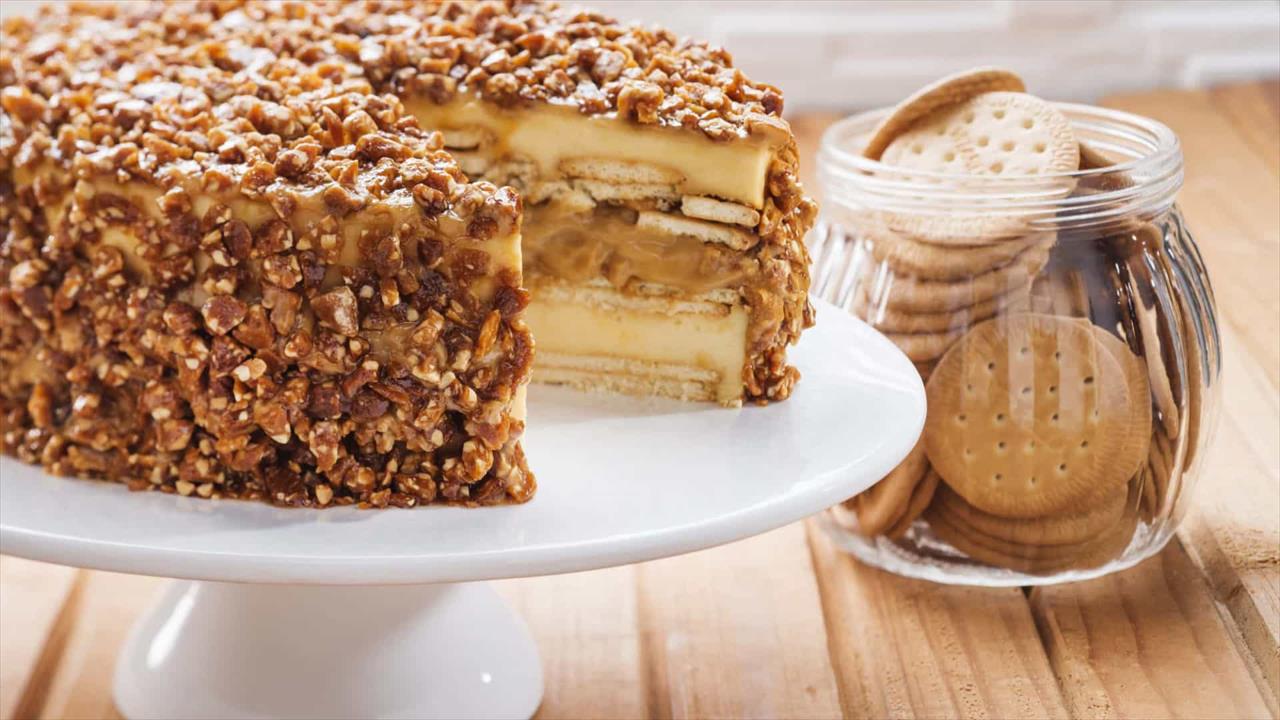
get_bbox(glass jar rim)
[817,102,1184,230]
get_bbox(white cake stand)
[0,300,924,720]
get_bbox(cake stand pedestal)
[1,301,925,720]
[114,582,541,720]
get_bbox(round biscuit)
[862,226,1055,280]
[885,327,968,363]
[1113,226,1181,439]
[1090,325,1153,480]
[1030,270,1093,319]
[856,287,1012,334]
[852,208,1035,247]
[951,92,1081,176]
[863,67,1026,161]
[932,500,1122,562]
[913,360,937,380]
[1076,140,1136,193]
[857,241,1050,314]
[933,481,1128,547]
[848,439,929,537]
[882,128,973,173]
[1147,430,1172,514]
[885,469,941,539]
[1176,291,1206,470]
[924,313,1137,518]
[881,92,1080,179]
[1137,465,1158,522]
[1151,428,1178,513]
[928,503,1138,574]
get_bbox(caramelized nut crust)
[0,1,535,506]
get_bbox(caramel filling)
[522,203,753,294]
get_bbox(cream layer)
[524,288,748,405]
[404,98,774,208]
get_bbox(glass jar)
[813,103,1221,585]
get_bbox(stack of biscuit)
[833,69,1177,573]
[919,313,1150,573]
[1099,223,1210,523]
[848,69,1069,378]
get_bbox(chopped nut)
[314,483,334,506]
[201,296,247,336]
[261,254,302,289]
[158,420,195,451]
[307,383,343,420]
[27,384,54,428]
[1,85,48,124]
[308,422,342,473]
[410,309,446,349]
[350,388,389,421]
[312,287,360,337]
[231,358,267,383]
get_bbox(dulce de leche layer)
[522,205,755,295]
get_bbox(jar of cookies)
[813,69,1220,585]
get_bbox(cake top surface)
[0,2,513,223]
[2,0,791,185]
[336,0,788,139]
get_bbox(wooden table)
[3,80,1277,720]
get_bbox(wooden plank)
[0,559,82,720]
[1104,85,1280,388]
[633,524,842,720]
[1208,80,1280,178]
[36,572,164,720]
[805,520,1069,720]
[496,566,647,719]
[1030,541,1272,719]
[1178,328,1280,712]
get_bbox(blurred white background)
[4,0,1278,111]
[599,0,1280,109]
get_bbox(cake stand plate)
[0,300,925,720]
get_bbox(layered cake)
[0,1,816,506]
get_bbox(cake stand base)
[112,581,542,720]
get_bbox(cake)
[0,1,816,506]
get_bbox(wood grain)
[806,521,1069,720]
[1176,330,1280,712]
[634,524,842,720]
[34,573,163,720]
[0,560,81,720]
[1208,80,1280,178]
[1030,542,1272,719]
[497,566,648,719]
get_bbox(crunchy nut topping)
[1,0,538,508]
